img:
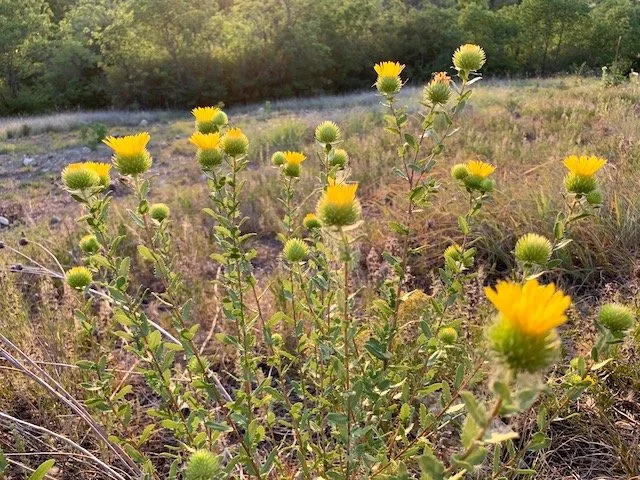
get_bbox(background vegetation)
[1,0,639,115]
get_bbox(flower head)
[282,151,306,177]
[316,179,360,227]
[79,234,101,254]
[303,213,322,229]
[149,203,170,222]
[184,450,220,480]
[466,160,495,178]
[72,162,112,186]
[453,44,486,73]
[103,133,152,176]
[563,155,607,177]
[61,163,101,190]
[433,72,451,85]
[315,121,341,145]
[283,238,308,262]
[374,61,405,78]
[221,128,249,156]
[192,107,227,133]
[330,149,349,168]
[515,233,553,265]
[485,279,572,373]
[66,266,92,289]
[374,61,405,95]
[598,303,635,333]
[485,279,571,337]
[190,132,221,150]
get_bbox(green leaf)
[28,459,55,480]
[460,391,487,425]
[457,216,470,235]
[418,448,445,480]
[137,245,156,262]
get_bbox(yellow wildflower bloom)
[563,155,607,177]
[282,151,306,166]
[317,179,360,227]
[103,133,150,158]
[484,279,571,337]
[191,106,220,123]
[374,61,405,78]
[63,162,111,186]
[190,132,221,150]
[221,128,249,156]
[324,179,358,207]
[466,160,495,178]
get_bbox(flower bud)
[451,163,469,180]
[315,121,341,145]
[330,149,349,168]
[192,107,225,134]
[598,303,634,333]
[149,203,170,222]
[184,450,220,480]
[283,238,308,262]
[66,266,92,289]
[374,61,405,95]
[515,233,552,265]
[190,132,222,170]
[444,244,474,268]
[221,128,249,157]
[272,151,286,166]
[79,234,101,254]
[586,190,603,205]
[424,80,451,105]
[303,213,321,230]
[438,327,458,344]
[452,44,486,73]
[282,151,306,178]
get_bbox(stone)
[0,216,10,227]
[22,157,35,166]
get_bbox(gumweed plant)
[0,44,636,480]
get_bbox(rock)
[140,119,149,127]
[0,216,9,227]
[81,146,91,154]
[49,216,61,226]
[22,156,35,166]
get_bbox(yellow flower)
[563,155,607,177]
[190,132,221,150]
[63,162,111,187]
[316,179,360,227]
[191,106,220,123]
[282,151,306,166]
[374,61,405,78]
[221,128,249,156]
[103,132,150,158]
[484,279,571,337]
[466,160,495,178]
[325,179,358,207]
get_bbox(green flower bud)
[221,128,249,157]
[515,233,552,265]
[598,303,635,333]
[66,266,92,289]
[79,234,100,255]
[463,175,484,191]
[480,178,494,193]
[212,110,228,127]
[272,333,283,346]
[330,149,349,168]
[424,81,451,105]
[149,203,170,222]
[453,44,486,73]
[564,173,596,195]
[451,163,469,180]
[283,238,308,263]
[316,182,360,228]
[438,327,458,344]
[586,190,603,205]
[315,121,341,144]
[115,152,153,176]
[184,450,220,480]
[197,148,223,170]
[272,151,286,166]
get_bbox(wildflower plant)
[5,43,635,480]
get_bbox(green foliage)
[2,0,640,114]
